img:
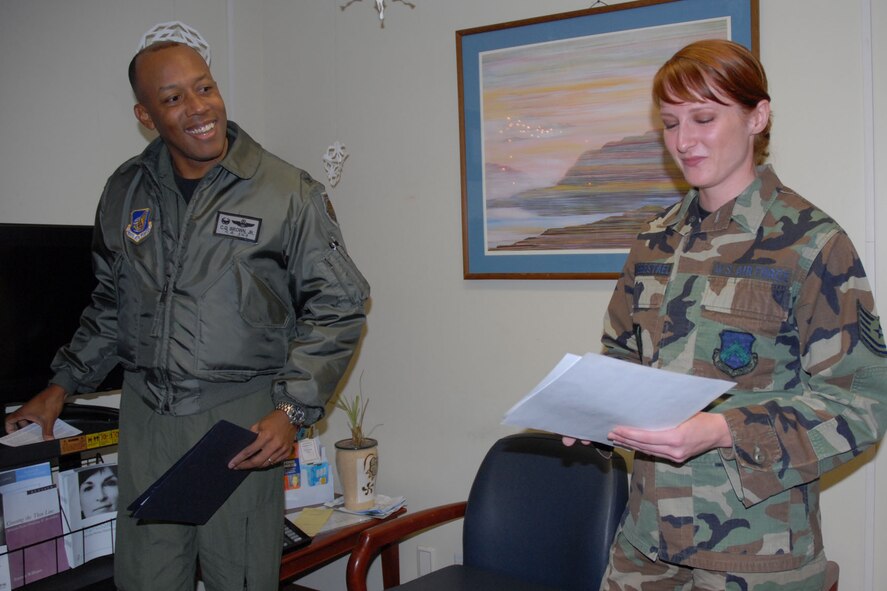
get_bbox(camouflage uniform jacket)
[602,165,887,572]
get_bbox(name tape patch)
[214,211,261,243]
[711,262,791,285]
[635,262,673,277]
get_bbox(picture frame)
[457,0,759,279]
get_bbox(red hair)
[653,39,771,164]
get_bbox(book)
[58,463,118,568]
[0,463,69,589]
[127,420,258,525]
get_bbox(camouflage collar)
[665,165,783,235]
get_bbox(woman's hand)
[607,412,732,463]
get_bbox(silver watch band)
[275,401,306,425]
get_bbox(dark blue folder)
[126,420,258,525]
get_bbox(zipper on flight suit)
[152,170,214,413]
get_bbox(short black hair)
[128,40,188,98]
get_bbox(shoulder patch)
[323,194,338,225]
[125,209,153,244]
[857,301,887,357]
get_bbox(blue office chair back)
[462,433,628,591]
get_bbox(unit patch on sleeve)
[857,301,887,357]
[323,194,339,225]
[214,211,261,243]
[125,209,153,244]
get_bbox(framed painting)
[457,0,759,279]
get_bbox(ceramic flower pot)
[334,438,378,511]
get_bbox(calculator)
[282,519,312,553]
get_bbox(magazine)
[57,463,118,568]
[0,462,68,588]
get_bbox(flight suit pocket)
[196,260,290,376]
[320,246,370,306]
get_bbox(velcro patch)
[125,208,153,244]
[323,194,338,225]
[711,262,791,285]
[635,262,672,277]
[714,330,758,377]
[214,211,261,243]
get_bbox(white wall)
[1,1,884,590]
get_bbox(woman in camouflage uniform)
[577,39,887,590]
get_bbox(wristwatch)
[275,401,307,426]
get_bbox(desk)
[279,508,406,588]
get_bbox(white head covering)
[137,21,211,66]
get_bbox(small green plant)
[336,373,370,447]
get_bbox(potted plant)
[334,382,378,511]
[336,390,371,449]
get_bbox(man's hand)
[607,412,732,463]
[4,384,67,440]
[228,409,297,470]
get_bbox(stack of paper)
[503,353,735,444]
[0,420,81,447]
[325,494,406,518]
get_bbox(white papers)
[324,494,406,519]
[0,420,81,447]
[503,353,735,444]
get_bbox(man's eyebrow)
[157,75,213,94]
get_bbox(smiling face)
[659,95,769,211]
[132,43,228,179]
[79,467,119,518]
[652,39,772,211]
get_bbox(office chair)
[346,432,629,591]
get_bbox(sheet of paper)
[503,353,735,444]
[290,507,333,537]
[0,419,81,447]
[287,506,370,534]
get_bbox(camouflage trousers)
[600,531,827,591]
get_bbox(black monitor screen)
[0,223,122,406]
